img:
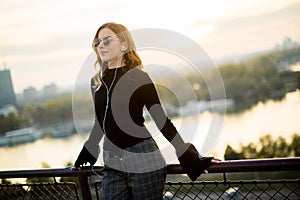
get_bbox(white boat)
[0,136,8,146]
[1,127,43,146]
[50,123,75,138]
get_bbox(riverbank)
[0,91,299,171]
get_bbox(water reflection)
[0,91,299,170]
[219,91,300,152]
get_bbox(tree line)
[186,47,300,110]
[224,133,300,160]
[1,48,299,134]
[0,94,73,135]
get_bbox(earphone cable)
[100,67,118,132]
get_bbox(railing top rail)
[1,157,299,179]
[168,157,300,174]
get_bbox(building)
[23,86,39,103]
[43,83,58,98]
[0,69,17,108]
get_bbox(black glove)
[176,143,213,181]
[74,145,99,168]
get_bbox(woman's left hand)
[203,158,222,174]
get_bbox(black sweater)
[86,66,183,150]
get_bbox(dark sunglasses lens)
[93,37,111,47]
[93,38,100,47]
[103,37,110,46]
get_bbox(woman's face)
[96,28,124,66]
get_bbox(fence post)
[78,172,92,200]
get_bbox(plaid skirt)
[102,137,167,200]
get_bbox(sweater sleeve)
[138,73,185,148]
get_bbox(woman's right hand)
[74,145,99,169]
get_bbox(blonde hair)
[92,22,143,90]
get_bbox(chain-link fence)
[162,180,300,200]
[1,178,299,200]
[0,182,79,200]
[93,179,300,200]
[1,158,300,200]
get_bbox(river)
[0,91,299,171]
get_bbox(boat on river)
[0,127,43,147]
[50,123,75,138]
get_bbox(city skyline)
[0,68,63,109]
[0,67,63,95]
[0,0,299,93]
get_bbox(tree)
[27,94,73,126]
[291,134,300,157]
[240,142,257,159]
[60,161,79,187]
[224,145,243,160]
[0,113,22,134]
[257,134,275,158]
[224,133,299,159]
[274,136,291,157]
[26,162,52,183]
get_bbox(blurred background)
[0,0,299,170]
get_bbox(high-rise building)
[0,69,17,108]
[23,86,39,103]
[43,83,58,97]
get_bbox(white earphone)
[101,68,118,133]
[121,45,126,52]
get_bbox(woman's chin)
[100,57,108,62]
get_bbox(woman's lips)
[100,50,108,55]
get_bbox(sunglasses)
[93,36,112,47]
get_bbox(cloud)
[0,32,91,55]
[1,0,299,92]
[214,2,300,32]
[193,2,300,58]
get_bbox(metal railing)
[0,158,300,199]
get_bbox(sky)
[0,0,299,93]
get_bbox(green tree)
[60,161,79,187]
[249,54,283,97]
[26,162,52,183]
[219,63,255,102]
[291,134,300,156]
[186,74,208,101]
[0,113,22,134]
[257,134,275,158]
[224,133,300,159]
[27,94,73,126]
[240,142,257,159]
[224,145,243,160]
[274,136,291,157]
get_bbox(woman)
[75,22,220,200]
